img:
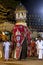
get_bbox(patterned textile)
[12,24,31,59]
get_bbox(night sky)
[21,0,43,32]
[21,0,43,15]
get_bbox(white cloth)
[3,41,10,60]
[36,40,43,59]
[38,50,42,59]
[36,40,43,50]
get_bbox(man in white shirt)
[36,36,43,59]
[3,40,10,60]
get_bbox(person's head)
[38,36,42,41]
[5,37,8,42]
[31,38,34,42]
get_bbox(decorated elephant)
[11,23,31,60]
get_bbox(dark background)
[0,0,43,32]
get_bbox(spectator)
[36,36,43,60]
[3,39,10,61]
[30,39,37,57]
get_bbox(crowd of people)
[2,36,43,61]
[30,36,43,60]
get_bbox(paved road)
[0,59,43,65]
[0,42,43,65]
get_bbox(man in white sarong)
[3,40,10,60]
[36,36,43,59]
